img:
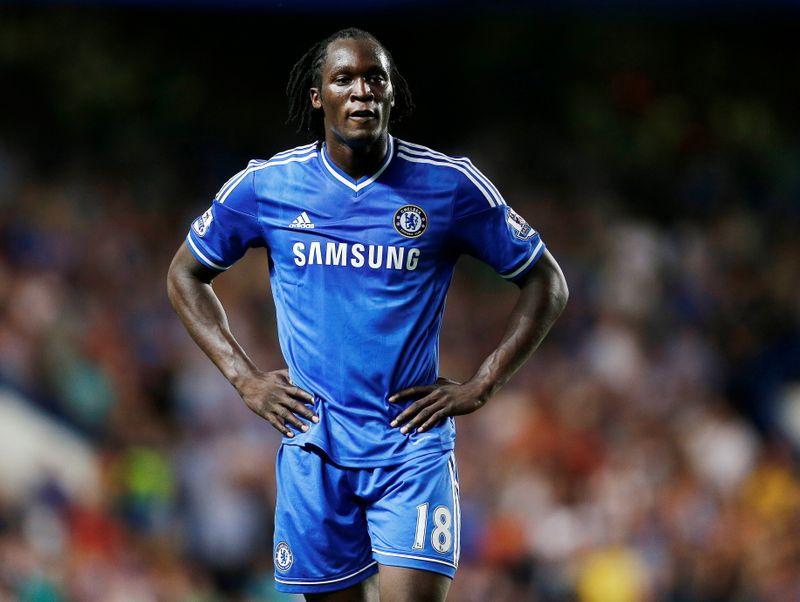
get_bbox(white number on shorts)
[413,503,452,553]
[413,503,428,549]
[431,506,453,553]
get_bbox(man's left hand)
[389,377,488,434]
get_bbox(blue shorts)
[273,444,461,594]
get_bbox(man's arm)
[389,249,568,433]
[166,243,318,436]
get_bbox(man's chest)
[260,180,454,272]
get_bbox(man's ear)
[310,88,322,110]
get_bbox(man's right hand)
[236,368,318,437]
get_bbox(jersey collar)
[320,136,395,193]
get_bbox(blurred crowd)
[1,9,800,602]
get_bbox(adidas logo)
[289,211,315,229]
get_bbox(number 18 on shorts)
[273,445,460,594]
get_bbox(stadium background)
[1,2,799,600]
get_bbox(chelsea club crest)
[394,205,428,238]
[274,541,294,572]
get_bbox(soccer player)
[167,28,568,602]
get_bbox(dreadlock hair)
[286,28,414,142]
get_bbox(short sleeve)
[451,168,545,283]
[185,166,265,271]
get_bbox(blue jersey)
[186,136,545,466]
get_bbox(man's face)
[310,37,394,148]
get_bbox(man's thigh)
[304,573,380,602]
[378,566,451,602]
[302,568,449,602]
[273,445,378,596]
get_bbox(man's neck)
[324,133,389,180]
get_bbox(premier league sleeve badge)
[506,207,536,241]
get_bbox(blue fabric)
[273,445,459,594]
[186,137,545,466]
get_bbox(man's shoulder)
[265,141,320,163]
[394,138,471,164]
[254,142,320,171]
[237,142,319,187]
[394,138,489,190]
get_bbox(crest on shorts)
[506,207,536,241]
[394,205,428,238]
[274,541,293,572]
[192,208,214,237]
